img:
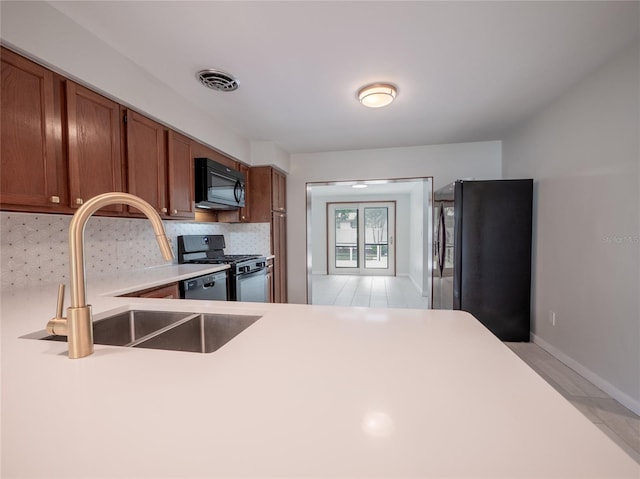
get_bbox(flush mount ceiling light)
[196,69,239,92]
[357,83,397,108]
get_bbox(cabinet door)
[120,282,180,299]
[247,166,273,222]
[139,283,180,299]
[167,130,195,218]
[272,212,288,303]
[66,81,123,212]
[272,169,286,213]
[1,48,62,210]
[126,111,167,215]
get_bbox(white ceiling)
[311,178,427,198]
[48,1,639,154]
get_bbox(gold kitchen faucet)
[46,193,174,359]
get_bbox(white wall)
[409,181,432,296]
[250,141,291,173]
[503,42,640,413]
[0,1,250,163]
[288,141,502,304]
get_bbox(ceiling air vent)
[196,69,239,92]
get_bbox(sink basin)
[133,313,261,353]
[41,310,190,346]
[35,310,261,354]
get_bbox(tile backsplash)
[0,212,270,290]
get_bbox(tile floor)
[311,274,430,309]
[507,342,640,463]
[311,274,639,463]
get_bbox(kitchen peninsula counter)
[1,270,637,478]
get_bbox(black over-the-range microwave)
[194,157,246,210]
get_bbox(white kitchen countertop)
[1,266,637,478]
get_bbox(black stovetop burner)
[177,235,264,267]
[187,254,261,265]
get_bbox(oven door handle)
[237,268,266,278]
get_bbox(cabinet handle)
[241,215,246,220]
[161,208,167,213]
[49,196,60,204]
[75,198,84,205]
[172,209,178,215]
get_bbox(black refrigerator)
[432,179,533,342]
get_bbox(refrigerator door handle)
[438,205,446,275]
[434,205,441,272]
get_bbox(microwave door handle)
[234,180,244,204]
[234,180,240,203]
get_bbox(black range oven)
[177,235,267,302]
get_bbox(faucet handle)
[55,283,65,318]
[46,284,68,336]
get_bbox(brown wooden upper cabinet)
[249,166,287,222]
[1,48,63,211]
[1,47,237,222]
[66,81,124,213]
[125,110,167,216]
[272,169,287,213]
[167,131,195,219]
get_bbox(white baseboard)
[406,274,423,295]
[531,333,640,416]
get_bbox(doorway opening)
[306,177,433,308]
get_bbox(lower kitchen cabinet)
[120,282,180,299]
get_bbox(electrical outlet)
[549,311,556,326]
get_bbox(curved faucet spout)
[69,193,174,308]
[48,192,174,359]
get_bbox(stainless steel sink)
[133,313,261,353]
[35,310,261,353]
